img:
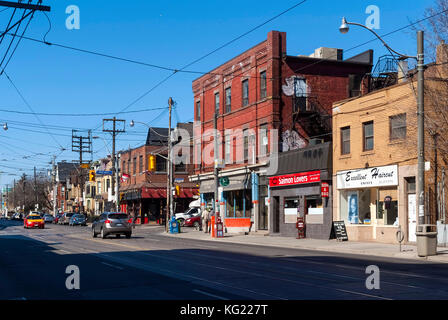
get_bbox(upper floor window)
[156,155,167,172]
[260,71,267,99]
[259,124,268,156]
[341,126,350,155]
[139,155,143,173]
[390,114,406,140]
[133,157,137,174]
[363,121,374,151]
[225,87,231,113]
[106,179,110,192]
[242,79,249,107]
[293,78,308,113]
[175,161,186,172]
[196,101,201,121]
[243,129,249,161]
[215,92,220,115]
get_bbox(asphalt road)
[1,218,448,300]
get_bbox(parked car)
[184,214,202,230]
[174,207,201,226]
[69,214,87,226]
[53,213,62,224]
[43,214,54,224]
[92,212,132,239]
[24,214,44,229]
[12,212,23,221]
[58,212,75,225]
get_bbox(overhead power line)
[0,106,167,116]
[3,71,65,149]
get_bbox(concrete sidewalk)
[162,228,448,264]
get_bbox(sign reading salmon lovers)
[269,171,321,187]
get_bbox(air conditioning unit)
[309,139,324,146]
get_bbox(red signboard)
[269,171,321,187]
[321,182,329,198]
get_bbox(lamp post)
[340,18,427,231]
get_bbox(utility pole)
[34,166,37,210]
[103,117,126,212]
[417,31,426,225]
[22,174,26,213]
[166,98,173,232]
[12,178,15,211]
[72,130,92,213]
[214,97,221,227]
[52,156,57,216]
[6,183,8,211]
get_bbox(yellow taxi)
[24,214,45,229]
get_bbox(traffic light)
[89,170,96,181]
[148,155,156,172]
[175,185,180,196]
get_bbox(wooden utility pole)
[72,130,92,213]
[103,118,126,212]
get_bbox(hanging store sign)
[337,165,398,189]
[321,182,329,198]
[269,171,321,187]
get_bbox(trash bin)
[416,224,438,257]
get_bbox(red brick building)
[119,123,198,224]
[191,30,373,236]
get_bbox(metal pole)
[52,157,57,216]
[166,98,173,232]
[214,99,220,231]
[417,30,426,225]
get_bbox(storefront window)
[225,190,252,218]
[377,189,399,226]
[340,190,371,224]
[284,198,299,223]
[305,195,323,215]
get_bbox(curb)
[161,232,448,264]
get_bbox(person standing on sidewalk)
[202,208,210,233]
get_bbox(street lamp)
[3,123,8,131]
[340,18,428,239]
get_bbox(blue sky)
[0,0,436,186]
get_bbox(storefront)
[198,170,261,234]
[268,143,333,239]
[334,164,414,243]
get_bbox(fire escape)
[291,94,332,141]
[369,55,399,91]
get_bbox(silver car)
[43,214,55,223]
[92,212,132,239]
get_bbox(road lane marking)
[101,262,124,270]
[97,252,287,300]
[336,289,392,300]
[192,289,228,300]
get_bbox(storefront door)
[408,194,417,242]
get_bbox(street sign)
[80,163,90,169]
[219,177,230,187]
[96,171,113,175]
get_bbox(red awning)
[141,188,166,199]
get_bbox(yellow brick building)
[332,43,448,244]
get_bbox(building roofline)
[192,39,268,83]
